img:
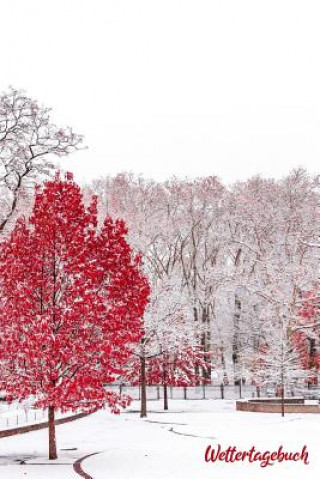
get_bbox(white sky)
[1,0,320,184]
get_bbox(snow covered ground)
[0,399,319,478]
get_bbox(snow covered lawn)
[0,400,80,431]
[0,399,319,478]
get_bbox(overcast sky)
[1,1,320,184]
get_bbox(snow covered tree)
[244,305,306,415]
[124,276,212,416]
[0,88,83,234]
[293,289,320,386]
[0,173,149,459]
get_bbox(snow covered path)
[0,400,319,478]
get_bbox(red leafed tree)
[293,290,320,385]
[125,345,211,412]
[152,347,211,388]
[0,173,149,459]
[146,346,210,407]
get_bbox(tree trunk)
[232,293,242,385]
[163,383,168,410]
[202,383,206,399]
[201,305,211,381]
[48,406,57,460]
[220,383,224,399]
[281,371,285,417]
[140,356,147,418]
